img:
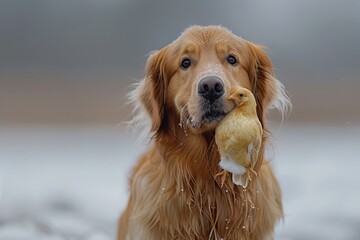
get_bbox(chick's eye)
[239,93,244,97]
[227,55,237,65]
[181,58,191,69]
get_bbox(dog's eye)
[181,58,191,69]
[227,55,237,65]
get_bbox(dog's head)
[134,26,290,136]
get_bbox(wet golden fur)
[118,26,290,240]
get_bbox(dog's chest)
[150,186,258,239]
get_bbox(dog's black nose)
[198,76,224,102]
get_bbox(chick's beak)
[227,92,238,101]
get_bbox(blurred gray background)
[1,1,359,240]
[1,0,360,124]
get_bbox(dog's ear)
[246,42,291,126]
[140,47,169,133]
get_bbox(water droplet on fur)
[243,189,247,192]
[225,218,228,222]
[225,226,229,230]
[242,225,246,229]
[256,190,259,194]
[251,205,255,209]
[225,189,229,193]
[184,129,188,137]
[181,122,188,136]
[162,187,165,191]
[181,188,184,192]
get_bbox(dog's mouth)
[202,109,226,124]
[180,101,228,131]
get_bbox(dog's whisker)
[179,105,187,128]
[179,104,190,136]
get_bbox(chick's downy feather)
[215,87,263,188]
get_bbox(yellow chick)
[215,87,263,188]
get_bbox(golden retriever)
[118,25,290,240]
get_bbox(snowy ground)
[0,123,359,240]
